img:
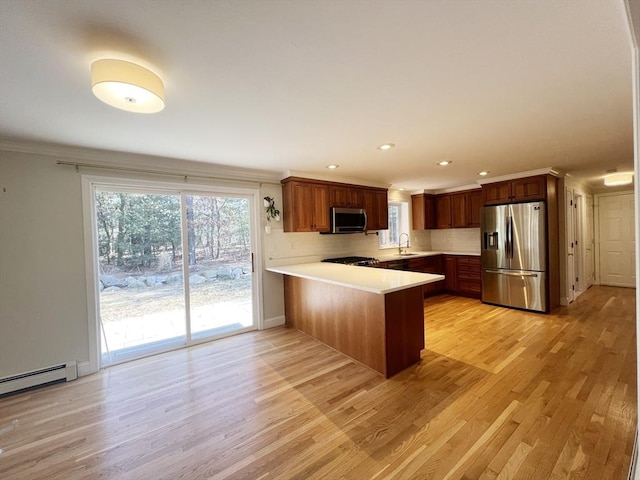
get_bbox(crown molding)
[282,169,390,189]
[475,167,560,185]
[0,138,282,184]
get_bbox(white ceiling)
[0,0,634,191]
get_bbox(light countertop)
[377,250,480,262]
[266,262,444,295]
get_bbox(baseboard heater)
[0,361,77,396]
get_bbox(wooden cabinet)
[282,177,388,233]
[455,256,481,297]
[511,176,547,202]
[467,189,483,227]
[420,255,445,296]
[411,194,435,230]
[381,254,479,299]
[330,185,363,208]
[442,255,481,298]
[282,179,330,232]
[482,175,549,205]
[435,194,452,229]
[450,193,466,228]
[362,188,389,231]
[443,255,457,291]
[451,189,482,228]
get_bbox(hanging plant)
[263,196,280,222]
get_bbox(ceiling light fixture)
[478,171,489,176]
[377,143,395,150]
[604,172,633,186]
[91,59,165,113]
[437,160,452,166]
[326,164,339,169]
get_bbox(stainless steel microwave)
[329,207,367,233]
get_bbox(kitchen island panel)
[284,276,387,374]
[384,285,425,376]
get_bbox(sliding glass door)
[185,194,253,340]
[94,185,257,367]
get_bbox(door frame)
[565,188,576,303]
[81,175,264,374]
[594,190,635,286]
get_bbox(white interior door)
[598,193,636,287]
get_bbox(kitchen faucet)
[399,232,410,254]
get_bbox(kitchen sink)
[399,253,417,256]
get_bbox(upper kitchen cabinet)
[451,189,482,228]
[434,190,482,229]
[435,194,452,229]
[281,177,388,232]
[412,189,480,230]
[411,194,435,230]
[482,175,551,205]
[362,188,389,231]
[282,178,330,232]
[330,185,363,208]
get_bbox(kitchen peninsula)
[266,263,444,377]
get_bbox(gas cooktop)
[322,256,380,267]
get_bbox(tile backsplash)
[429,228,481,253]
[263,225,480,267]
[264,227,382,267]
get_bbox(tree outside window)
[379,202,409,249]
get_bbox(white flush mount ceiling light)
[91,59,165,113]
[478,171,489,176]
[326,164,339,169]
[604,172,633,186]
[437,160,452,166]
[377,143,395,150]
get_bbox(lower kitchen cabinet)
[398,255,446,297]
[443,256,457,291]
[442,255,481,298]
[380,254,480,299]
[454,256,481,297]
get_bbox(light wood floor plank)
[0,286,635,479]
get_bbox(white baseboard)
[263,315,285,329]
[77,361,94,377]
[560,297,570,306]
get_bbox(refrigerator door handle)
[485,269,539,278]
[505,216,510,257]
[509,216,514,259]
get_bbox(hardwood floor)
[0,286,635,479]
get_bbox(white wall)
[0,152,90,376]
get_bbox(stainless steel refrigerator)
[481,201,547,312]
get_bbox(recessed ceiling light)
[437,160,452,166]
[377,143,395,150]
[478,171,489,176]
[326,164,339,169]
[398,187,406,191]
